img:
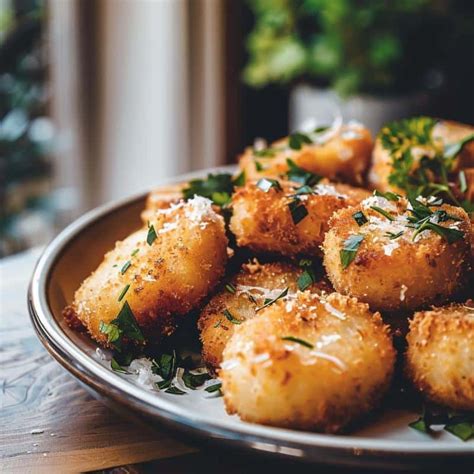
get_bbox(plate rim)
[28,166,474,466]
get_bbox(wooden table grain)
[1,249,471,474]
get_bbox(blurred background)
[1,0,473,257]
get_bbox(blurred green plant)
[244,0,474,96]
[0,0,54,256]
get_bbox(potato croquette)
[239,122,373,185]
[63,196,228,347]
[369,118,474,194]
[230,180,370,257]
[141,183,185,223]
[323,194,471,312]
[220,292,395,433]
[406,304,474,411]
[198,260,332,372]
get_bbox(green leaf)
[99,321,122,344]
[118,284,130,302]
[111,357,128,374]
[120,260,132,275]
[444,421,474,441]
[205,382,222,394]
[255,160,264,171]
[254,148,278,157]
[256,287,288,312]
[288,199,308,224]
[182,371,211,390]
[412,221,464,244]
[352,210,368,226]
[232,170,246,187]
[211,191,231,206]
[297,270,314,291]
[256,178,282,192]
[146,224,157,246]
[386,231,403,240]
[288,132,312,150]
[165,385,186,395]
[112,301,145,342]
[459,170,467,193]
[223,309,243,325]
[183,173,234,205]
[443,133,474,160]
[370,205,395,221]
[153,350,177,380]
[340,234,364,269]
[225,283,236,294]
[281,336,314,349]
[409,417,430,434]
[374,190,401,201]
[286,158,321,186]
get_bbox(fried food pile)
[64,116,474,435]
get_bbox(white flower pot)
[290,84,432,136]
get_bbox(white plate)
[28,167,474,469]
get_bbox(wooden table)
[0,249,470,473]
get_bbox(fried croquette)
[406,303,474,411]
[323,194,471,312]
[220,292,395,433]
[230,179,370,257]
[141,183,185,223]
[198,260,332,372]
[63,196,228,347]
[239,122,373,185]
[368,118,474,194]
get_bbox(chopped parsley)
[281,336,314,349]
[131,248,140,257]
[288,132,312,150]
[459,170,467,193]
[233,170,246,187]
[225,283,236,294]
[386,230,403,240]
[99,301,144,350]
[110,357,129,374]
[255,287,288,312]
[183,173,243,206]
[255,160,264,172]
[370,206,395,221]
[165,385,186,395]
[340,234,364,269]
[256,178,282,192]
[286,158,321,186]
[373,190,401,202]
[379,117,474,212]
[352,210,368,226]
[118,284,130,302]
[146,224,157,246]
[409,406,474,441]
[120,260,132,275]
[223,309,242,325]
[205,382,223,395]
[213,320,222,329]
[254,147,278,157]
[182,370,211,390]
[288,199,308,225]
[297,259,316,291]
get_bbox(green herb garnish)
[233,170,246,187]
[225,283,236,294]
[256,178,282,192]
[254,147,278,157]
[374,190,401,201]
[352,210,368,226]
[340,234,364,269]
[386,231,403,240]
[255,160,264,171]
[289,132,312,150]
[165,385,186,395]
[370,206,395,221]
[118,284,130,302]
[147,224,157,246]
[286,158,321,186]
[182,371,211,390]
[111,357,129,374]
[205,382,223,395]
[297,258,315,291]
[131,248,140,257]
[213,320,222,329]
[183,173,234,205]
[459,170,467,193]
[255,287,289,312]
[223,309,242,325]
[281,336,314,349]
[288,199,308,225]
[120,260,132,275]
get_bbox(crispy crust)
[323,198,471,312]
[230,180,370,257]
[220,292,395,433]
[406,304,474,410]
[64,198,228,347]
[239,124,373,185]
[140,183,185,223]
[198,260,332,372]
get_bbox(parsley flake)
[256,178,282,192]
[205,382,223,395]
[352,210,368,226]
[288,199,308,224]
[340,234,364,269]
[120,260,132,275]
[281,336,314,349]
[225,283,236,294]
[286,159,321,186]
[370,206,395,221]
[118,284,130,302]
[289,132,312,150]
[223,309,243,325]
[146,224,157,246]
[255,287,288,312]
